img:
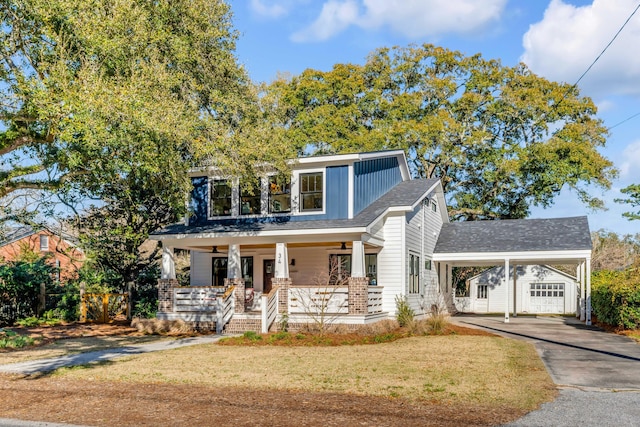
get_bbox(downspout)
[421,198,425,314]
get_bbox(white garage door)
[529,283,564,313]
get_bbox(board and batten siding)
[353,157,403,215]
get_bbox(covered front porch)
[156,234,388,333]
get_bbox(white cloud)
[249,0,290,19]
[619,140,640,179]
[291,0,507,42]
[521,0,640,97]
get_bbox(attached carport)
[433,216,593,324]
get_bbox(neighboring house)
[455,265,579,315]
[151,150,594,333]
[0,226,84,282]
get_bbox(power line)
[608,111,640,131]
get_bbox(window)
[329,254,351,284]
[268,175,291,213]
[365,254,377,285]
[530,283,564,297]
[409,253,420,294]
[212,257,254,288]
[477,285,488,299]
[210,180,232,216]
[300,172,323,211]
[424,259,432,271]
[431,200,437,212]
[240,179,261,215]
[39,235,49,252]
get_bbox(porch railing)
[173,285,235,334]
[261,285,279,333]
[289,285,349,314]
[367,286,383,314]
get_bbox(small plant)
[426,303,448,334]
[0,329,36,349]
[268,331,291,343]
[278,313,289,332]
[395,296,415,328]
[242,331,263,342]
[15,316,41,327]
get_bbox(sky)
[230,0,640,236]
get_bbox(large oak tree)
[267,44,616,220]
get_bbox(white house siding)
[463,265,578,314]
[404,197,444,316]
[379,214,405,314]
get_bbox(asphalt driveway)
[451,314,640,426]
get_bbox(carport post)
[580,261,586,321]
[513,265,517,318]
[504,258,510,323]
[586,258,592,325]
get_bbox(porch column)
[349,241,368,315]
[576,263,581,318]
[586,257,592,325]
[580,261,586,321]
[275,242,289,279]
[351,240,366,278]
[274,242,291,315]
[161,246,176,280]
[504,258,510,323]
[226,244,245,314]
[513,265,517,318]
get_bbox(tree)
[616,184,640,221]
[590,230,639,271]
[267,44,616,220]
[1,1,295,290]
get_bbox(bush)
[591,270,640,330]
[395,296,415,328]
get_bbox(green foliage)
[268,44,615,220]
[591,270,640,330]
[14,316,40,327]
[0,329,36,349]
[616,184,640,221]
[278,313,289,332]
[0,256,55,326]
[395,296,416,327]
[242,331,263,342]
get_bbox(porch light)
[211,246,219,253]
[290,259,295,266]
[340,242,347,250]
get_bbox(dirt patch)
[0,375,527,427]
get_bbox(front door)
[263,259,275,293]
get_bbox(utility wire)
[608,111,640,131]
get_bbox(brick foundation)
[272,277,292,314]
[348,277,369,314]
[158,279,179,313]
[225,317,262,334]
[225,278,246,314]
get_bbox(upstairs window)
[210,180,232,216]
[300,172,323,212]
[268,175,291,213]
[431,200,437,212]
[240,179,261,215]
[39,235,49,252]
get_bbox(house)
[151,150,594,333]
[454,265,579,315]
[0,226,84,282]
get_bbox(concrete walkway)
[0,334,223,375]
[451,315,640,426]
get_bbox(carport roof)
[434,216,592,254]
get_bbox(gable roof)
[0,226,37,247]
[152,178,440,237]
[434,216,592,254]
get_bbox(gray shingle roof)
[152,179,439,236]
[434,216,592,253]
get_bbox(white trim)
[292,167,326,216]
[348,163,354,219]
[433,249,592,263]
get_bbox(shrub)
[591,270,640,330]
[395,296,415,328]
[0,329,36,349]
[242,331,262,342]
